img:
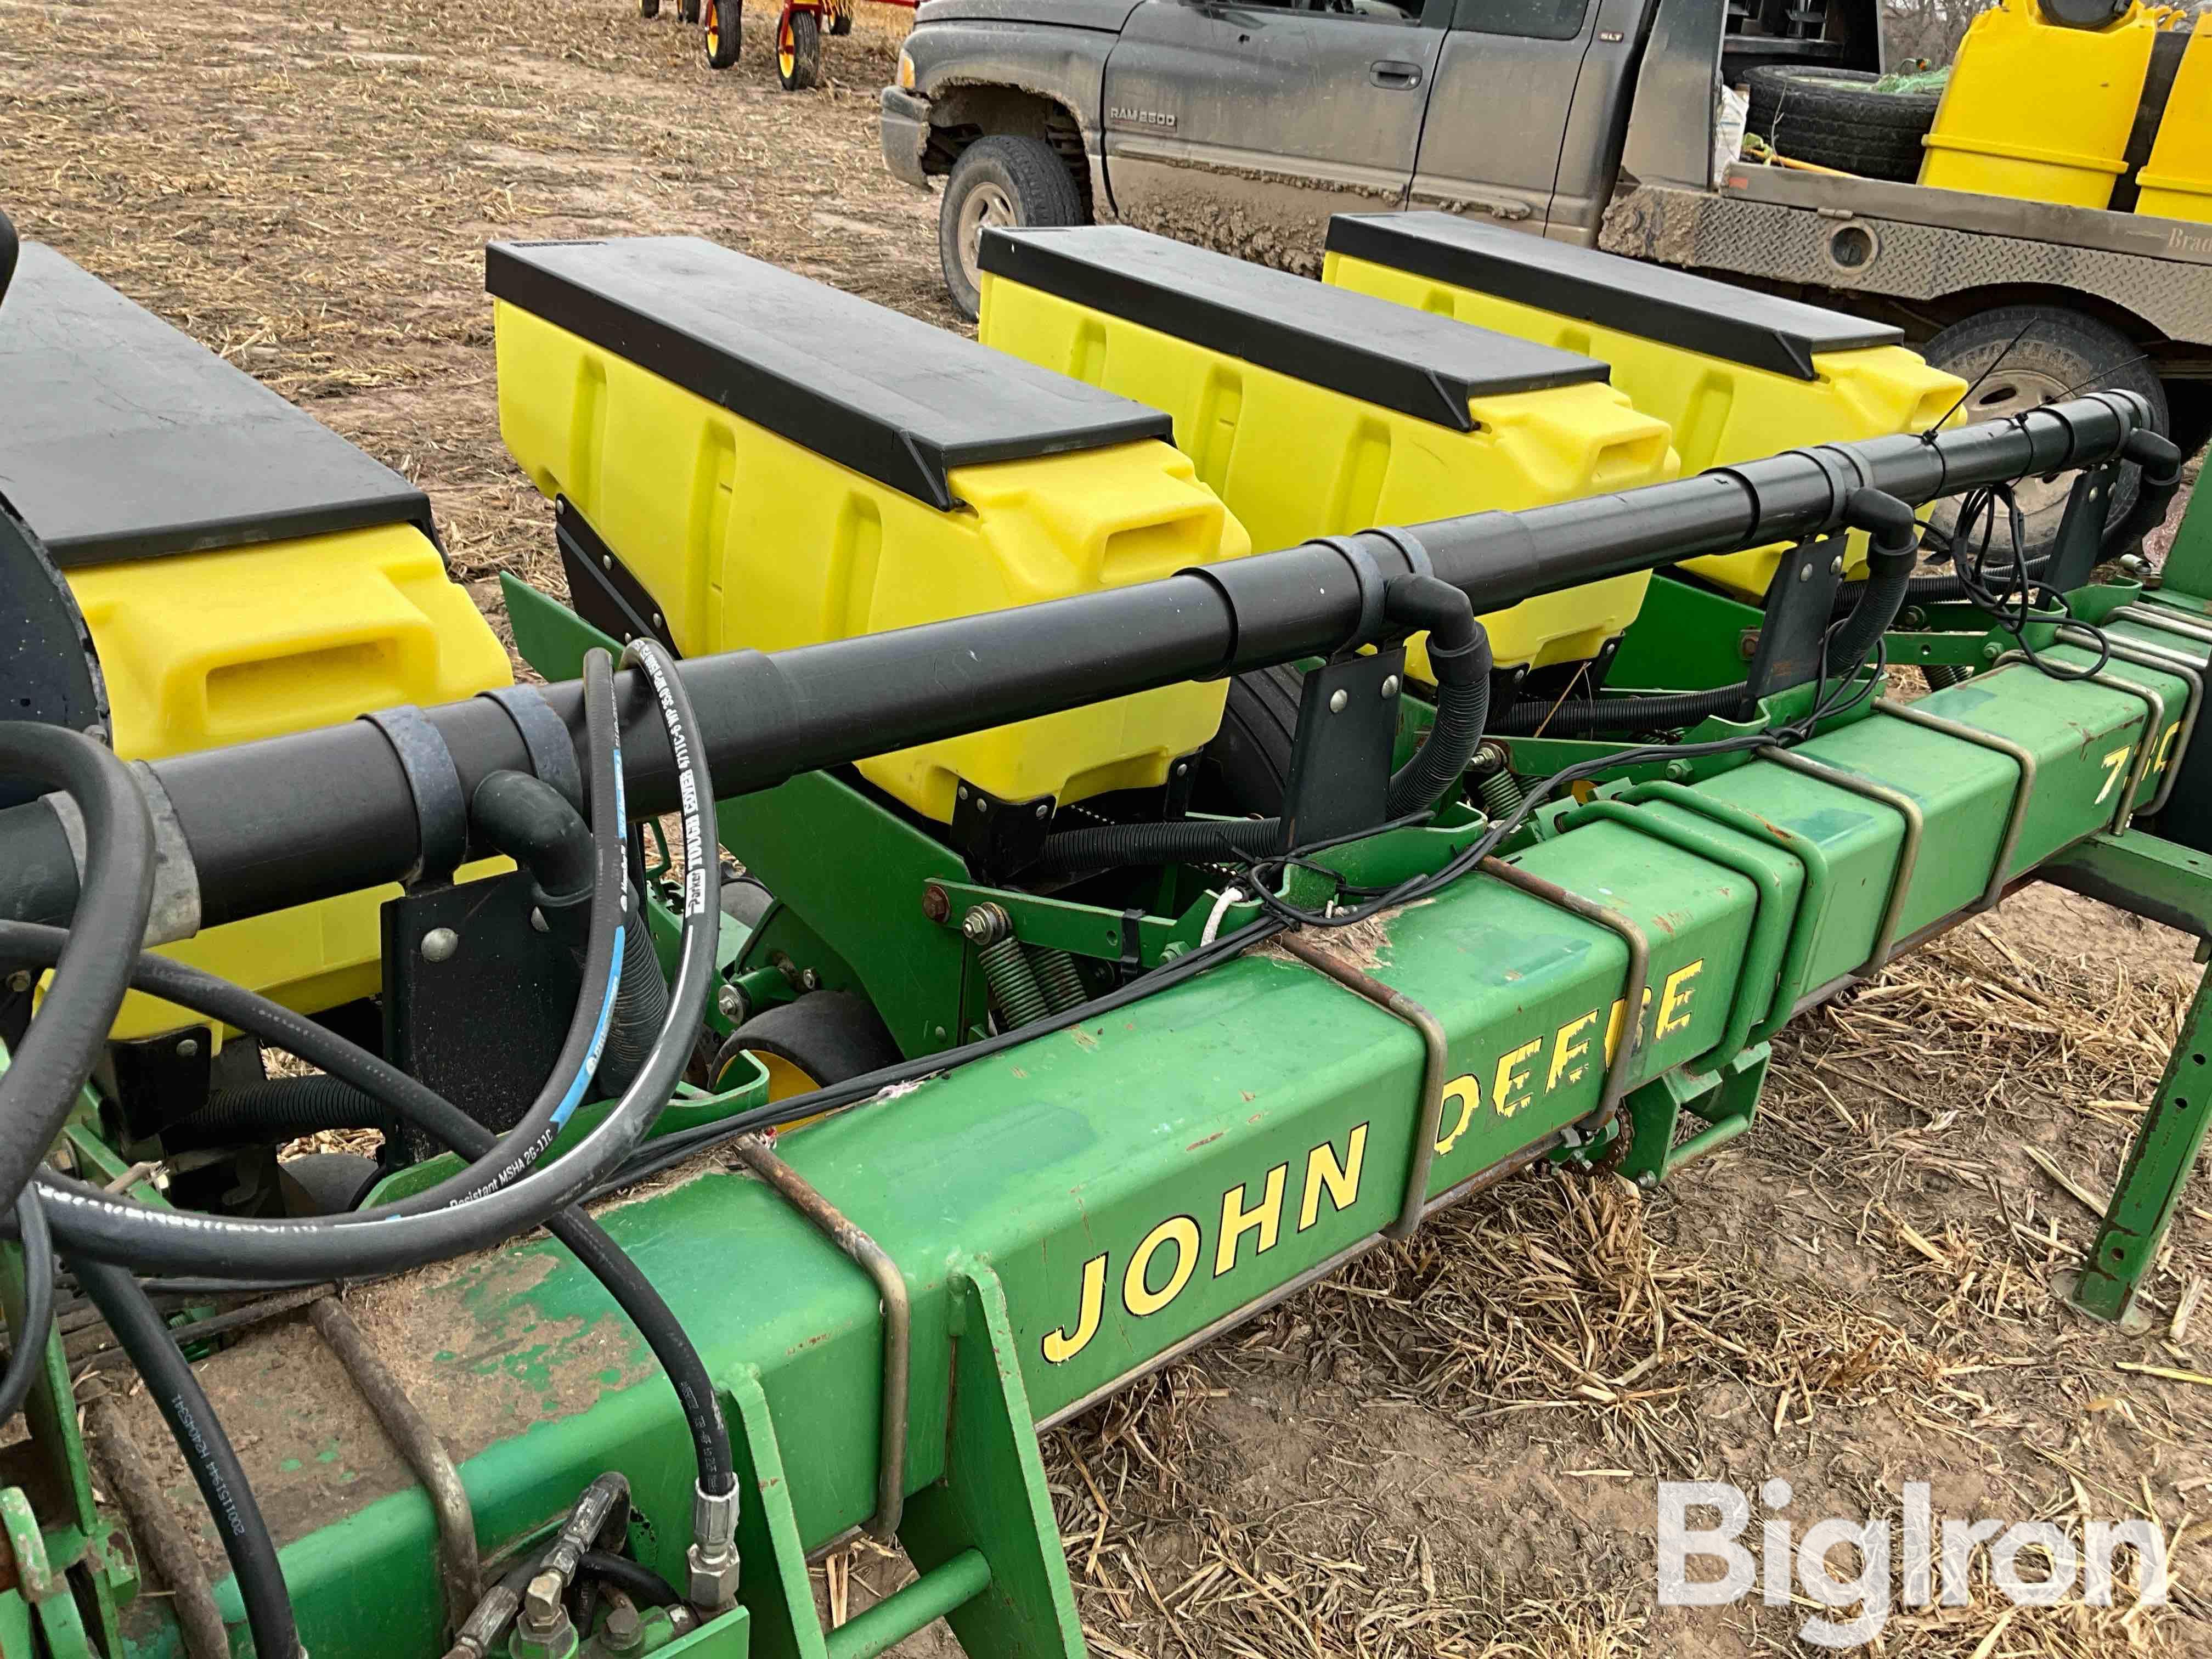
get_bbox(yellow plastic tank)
[63,524,515,1039]
[2136,26,2212,222]
[1920,0,2165,210]
[977,225,1677,680]
[490,236,1251,823]
[1321,213,1965,599]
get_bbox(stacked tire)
[1744,65,1940,184]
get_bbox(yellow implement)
[1322,213,1963,599]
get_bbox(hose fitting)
[686,1480,742,1611]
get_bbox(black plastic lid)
[486,237,1173,511]
[1325,212,1903,381]
[979,225,1609,431]
[0,244,436,569]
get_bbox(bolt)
[529,907,549,933]
[798,968,821,992]
[602,1601,644,1655]
[651,612,663,629]
[1738,628,1760,661]
[957,786,969,801]
[1379,675,1400,699]
[1034,802,1049,820]
[1664,760,1693,782]
[1830,555,1844,575]
[1982,642,2002,661]
[600,555,612,571]
[920,883,950,923]
[1328,688,1349,714]
[1798,563,1813,582]
[174,1037,200,1060]
[1636,1171,1660,1191]
[961,904,1011,946]
[1469,742,1506,777]
[716,983,745,1022]
[420,927,460,962]
[5,970,30,994]
[1173,761,1188,777]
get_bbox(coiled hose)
[1031,574,1491,876]
[171,1075,389,1148]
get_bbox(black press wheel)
[1920,305,2169,562]
[937,134,1086,321]
[1743,65,1938,184]
[703,0,740,69]
[1193,664,1302,818]
[776,4,823,90]
[718,991,900,1107]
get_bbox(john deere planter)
[0,202,2203,1659]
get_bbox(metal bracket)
[1873,698,2036,913]
[1756,746,1925,973]
[1274,934,1446,1242]
[307,1297,479,1638]
[1476,857,1649,1146]
[554,498,680,656]
[727,1135,909,1542]
[2044,460,2120,596]
[1747,534,1847,702]
[950,778,1054,886]
[1280,647,1407,848]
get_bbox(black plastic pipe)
[0,394,2157,933]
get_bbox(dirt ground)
[4,0,2210,1652]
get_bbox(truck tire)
[1745,66,1938,184]
[1920,305,2169,562]
[938,136,1085,321]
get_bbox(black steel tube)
[0,395,2154,933]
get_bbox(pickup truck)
[879,0,2212,553]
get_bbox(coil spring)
[979,936,1052,1029]
[1031,947,1089,1015]
[1923,664,1970,691]
[1476,762,1527,820]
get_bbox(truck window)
[1449,0,1589,41]
[1299,0,1438,22]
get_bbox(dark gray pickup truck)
[881,0,2211,481]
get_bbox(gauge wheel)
[777,4,823,90]
[703,0,740,69]
[717,991,900,1121]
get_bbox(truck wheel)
[703,0,739,69]
[938,135,1085,321]
[776,5,823,90]
[1744,66,1938,184]
[1920,305,2169,562]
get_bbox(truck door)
[1102,0,1448,269]
[1409,0,1646,240]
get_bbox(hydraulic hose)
[12,640,720,1283]
[472,771,668,1099]
[0,1186,54,1425]
[72,1254,300,1659]
[1489,683,1756,737]
[171,1075,387,1148]
[1031,575,1491,876]
[1824,489,1922,673]
[0,724,155,1212]
[578,1550,682,1608]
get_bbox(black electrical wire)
[577,1550,682,1609]
[72,1254,300,1659]
[0,723,155,1213]
[12,640,721,1282]
[0,1186,54,1425]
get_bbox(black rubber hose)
[171,1076,387,1148]
[15,640,719,1282]
[578,1550,682,1609]
[1824,489,1922,674]
[1032,576,1492,876]
[0,927,738,1499]
[1489,683,1753,737]
[72,1254,300,1659]
[0,1186,54,1425]
[0,724,155,1212]
[1381,575,1491,820]
[471,770,667,1098]
[2109,427,2187,554]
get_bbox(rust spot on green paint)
[1070,1027,1099,1050]
[1187,1132,1224,1151]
